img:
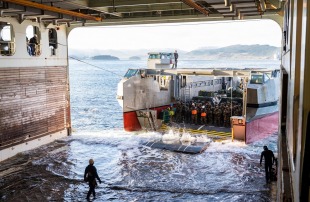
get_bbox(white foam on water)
[162,129,180,141]
[180,132,196,143]
[206,134,278,156]
[195,135,212,143]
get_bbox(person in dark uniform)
[173,50,179,68]
[260,146,275,183]
[84,159,102,200]
[29,34,38,56]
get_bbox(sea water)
[0,59,280,201]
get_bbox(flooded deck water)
[0,130,277,201]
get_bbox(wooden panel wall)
[0,66,69,147]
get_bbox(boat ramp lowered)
[143,124,232,154]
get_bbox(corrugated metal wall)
[0,66,69,148]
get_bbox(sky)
[68,19,282,52]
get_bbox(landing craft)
[116,52,280,144]
[0,1,308,201]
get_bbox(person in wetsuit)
[260,145,275,183]
[84,159,102,200]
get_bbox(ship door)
[48,28,58,55]
[181,75,186,88]
[175,75,181,98]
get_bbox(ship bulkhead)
[0,18,71,161]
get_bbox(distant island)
[69,44,281,60]
[129,56,141,60]
[91,55,120,60]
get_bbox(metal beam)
[181,0,209,15]
[88,0,182,8]
[1,0,102,21]
[116,9,198,18]
[104,3,192,13]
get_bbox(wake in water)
[0,129,277,201]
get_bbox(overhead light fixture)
[230,4,235,12]
[260,0,266,12]
[225,0,231,7]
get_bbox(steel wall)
[0,66,69,148]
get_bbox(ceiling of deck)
[0,0,284,27]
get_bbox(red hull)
[245,112,279,144]
[123,111,141,131]
[123,105,170,131]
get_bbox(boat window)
[250,74,264,84]
[49,28,58,56]
[140,69,146,78]
[149,54,160,59]
[0,22,15,56]
[160,53,172,59]
[124,69,138,78]
[264,73,271,82]
[26,25,41,56]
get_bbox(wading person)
[84,159,102,200]
[260,146,275,184]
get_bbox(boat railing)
[27,43,42,56]
[0,41,15,56]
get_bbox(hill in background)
[186,44,280,60]
[69,44,280,60]
[92,55,119,60]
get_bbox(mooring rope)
[69,56,123,78]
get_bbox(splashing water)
[180,132,196,143]
[162,129,180,141]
